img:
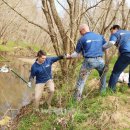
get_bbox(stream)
[0,57,35,118]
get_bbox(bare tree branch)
[0,2,4,7]
[103,1,122,34]
[0,17,16,37]
[100,0,113,34]
[124,9,130,29]
[42,0,61,55]
[13,0,21,8]
[81,0,105,16]
[1,0,49,34]
[92,12,105,32]
[49,0,67,51]
[121,0,126,28]
[56,0,69,14]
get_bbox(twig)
[3,109,18,118]
[56,0,69,14]
[1,0,49,34]
[81,0,105,16]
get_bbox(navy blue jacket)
[76,32,106,58]
[29,56,63,84]
[110,30,130,54]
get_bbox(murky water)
[0,57,34,118]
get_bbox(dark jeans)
[109,53,130,91]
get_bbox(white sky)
[126,0,130,7]
[33,0,130,12]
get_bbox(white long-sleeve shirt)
[103,41,116,49]
[70,51,79,58]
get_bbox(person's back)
[68,24,107,101]
[110,30,130,54]
[78,32,105,58]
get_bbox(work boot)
[74,89,82,102]
[76,95,81,102]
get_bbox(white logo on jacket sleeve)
[86,40,92,43]
[120,33,125,35]
[45,64,50,67]
[86,40,101,43]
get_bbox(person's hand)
[27,82,32,88]
[64,54,71,59]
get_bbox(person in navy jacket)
[103,25,130,91]
[28,50,64,110]
[67,24,107,101]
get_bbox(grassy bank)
[13,86,130,130]
[10,53,130,130]
[1,42,130,129]
[0,41,41,58]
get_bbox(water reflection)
[0,58,34,118]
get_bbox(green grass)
[0,44,10,51]
[0,40,43,55]
[10,50,130,130]
[0,41,18,51]
[18,113,39,130]
[16,87,130,130]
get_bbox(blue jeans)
[109,53,130,91]
[74,57,106,99]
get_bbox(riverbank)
[0,47,35,129]
[0,41,39,59]
[1,43,130,129]
[10,87,130,130]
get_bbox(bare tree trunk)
[2,0,130,80]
